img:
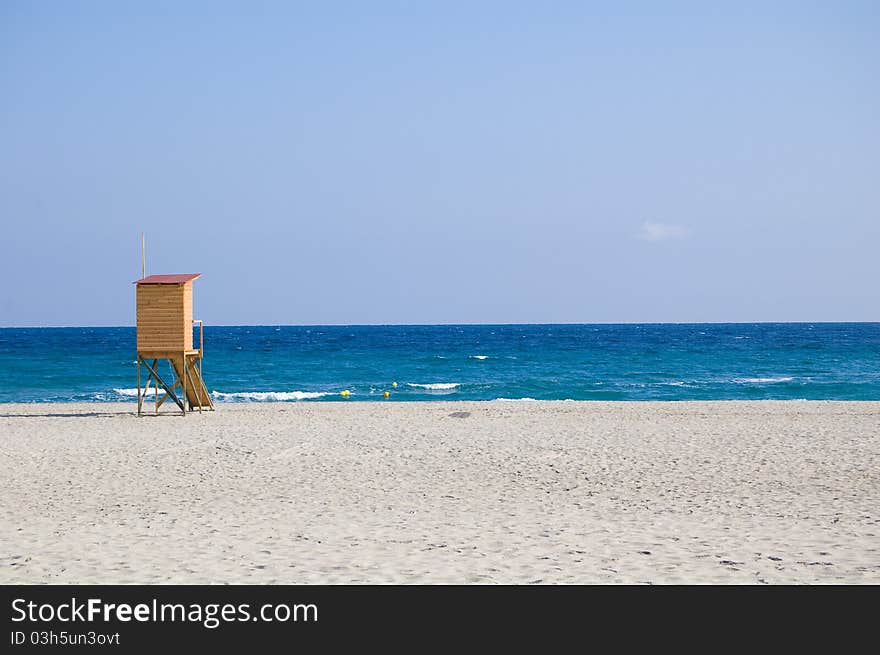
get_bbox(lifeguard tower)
[134,273,213,415]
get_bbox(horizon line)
[2,320,879,329]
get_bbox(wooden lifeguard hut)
[134,273,213,415]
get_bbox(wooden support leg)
[154,359,159,415]
[136,356,142,417]
[184,356,201,413]
[182,356,188,416]
[139,365,155,415]
[157,378,182,409]
[136,355,212,415]
[141,358,185,413]
[193,356,207,410]
[190,355,199,410]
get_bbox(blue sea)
[0,323,878,403]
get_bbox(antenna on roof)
[141,232,146,280]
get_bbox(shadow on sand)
[0,411,180,418]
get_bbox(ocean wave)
[113,387,157,397]
[470,355,489,360]
[733,377,794,384]
[211,390,332,401]
[494,397,538,401]
[406,383,460,391]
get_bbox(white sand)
[1,401,878,584]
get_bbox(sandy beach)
[1,401,877,584]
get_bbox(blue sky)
[1,1,878,326]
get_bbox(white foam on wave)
[406,383,460,391]
[211,390,332,401]
[494,397,538,402]
[113,387,157,397]
[470,355,489,360]
[733,377,794,384]
[658,380,703,388]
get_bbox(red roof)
[133,273,201,285]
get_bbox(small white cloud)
[637,221,692,242]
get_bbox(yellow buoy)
[340,390,350,398]
[391,381,398,388]
[383,391,390,398]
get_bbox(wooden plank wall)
[182,281,193,350]
[136,282,194,352]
